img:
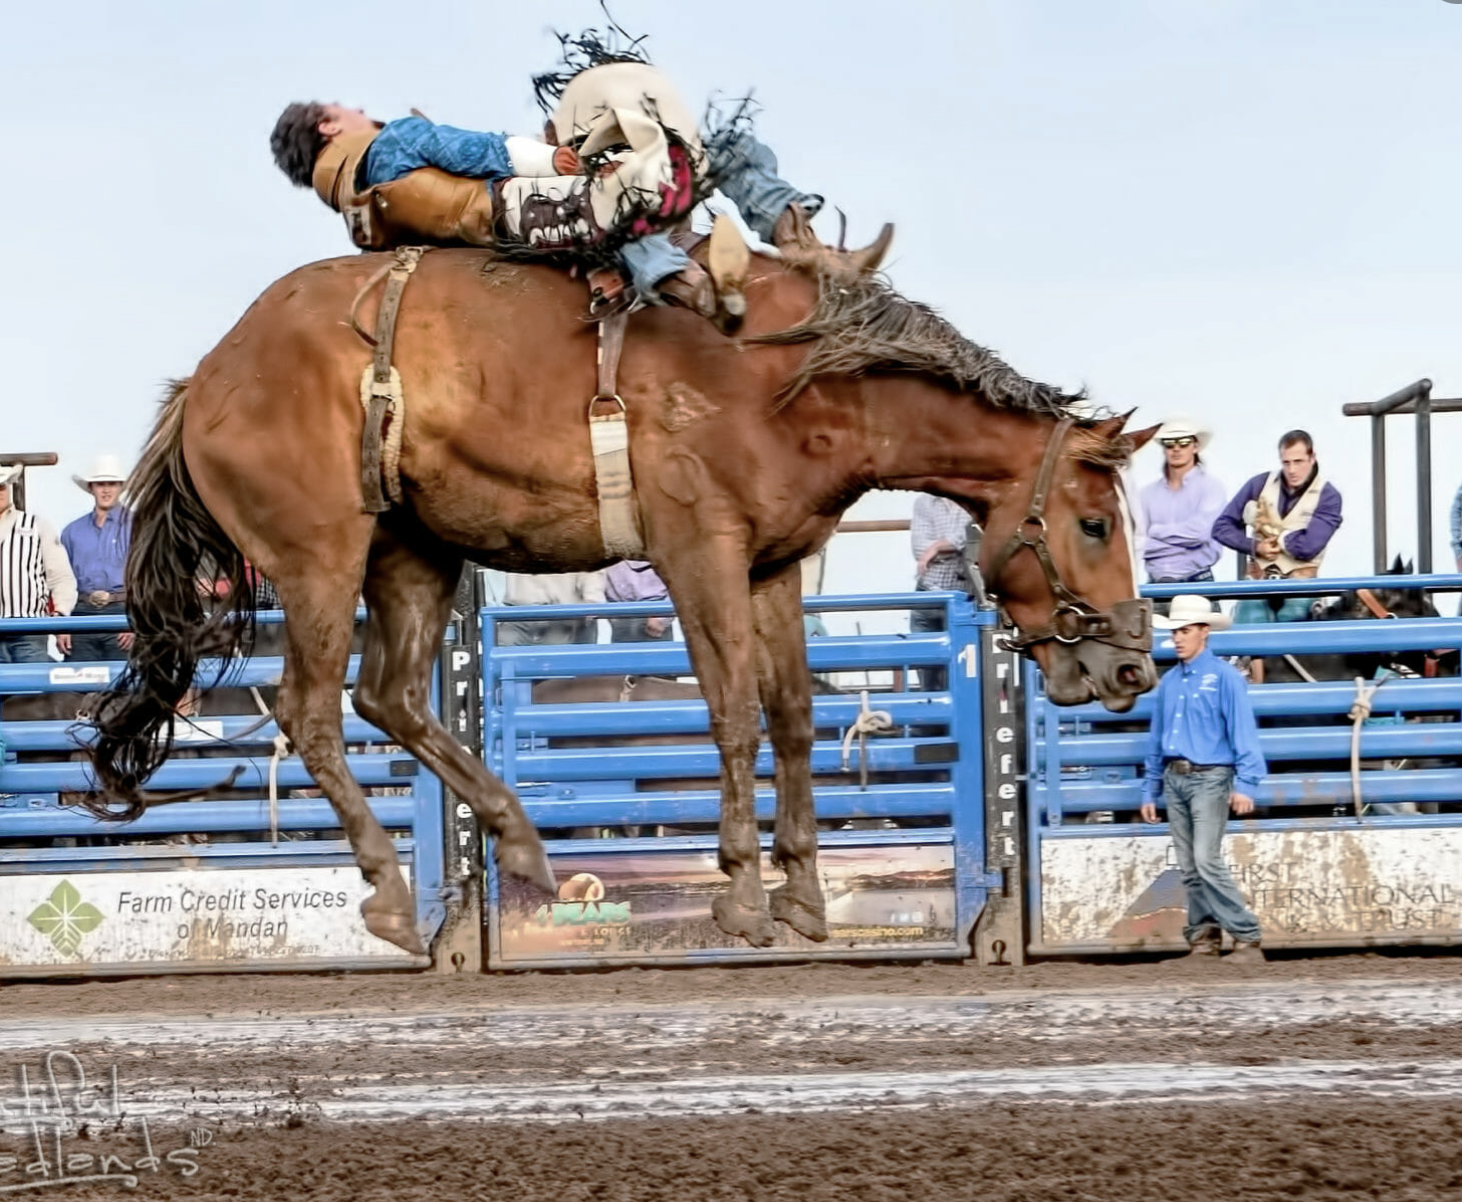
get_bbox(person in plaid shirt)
[910,495,970,691]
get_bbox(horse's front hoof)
[361,899,426,955]
[712,893,777,947]
[496,832,557,895]
[770,888,829,942]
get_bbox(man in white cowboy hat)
[1137,416,1227,598]
[1139,595,1267,962]
[59,454,133,663]
[0,463,76,664]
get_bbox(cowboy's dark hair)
[1278,429,1313,453]
[271,102,330,188]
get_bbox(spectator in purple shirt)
[1137,417,1226,610]
[1213,430,1342,624]
[604,560,674,643]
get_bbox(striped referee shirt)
[0,508,78,618]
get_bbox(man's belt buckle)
[86,590,121,606]
[1167,759,1221,775]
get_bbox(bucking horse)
[84,240,1158,954]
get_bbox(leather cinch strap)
[354,246,425,513]
[588,312,645,558]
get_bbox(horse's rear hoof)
[770,888,829,942]
[712,894,777,947]
[362,905,426,956]
[496,833,557,895]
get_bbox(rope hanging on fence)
[266,733,290,847]
[1347,669,1396,819]
[840,690,893,788]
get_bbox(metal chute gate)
[1026,574,1462,956]
[472,593,1009,969]
[0,609,443,976]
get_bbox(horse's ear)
[1127,423,1162,453]
[1086,411,1130,442]
[1405,558,1414,575]
[1390,553,1405,574]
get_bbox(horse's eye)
[1079,518,1108,539]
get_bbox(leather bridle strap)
[984,417,1083,611]
[983,416,1152,654]
[1355,588,1396,621]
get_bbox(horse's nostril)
[1117,664,1144,689]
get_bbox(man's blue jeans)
[1149,568,1215,619]
[0,634,50,663]
[1163,765,1262,945]
[1233,596,1312,624]
[620,128,823,297]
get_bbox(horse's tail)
[85,378,256,820]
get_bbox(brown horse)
[87,245,1156,954]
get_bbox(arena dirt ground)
[4,950,1462,1200]
[7,945,1462,1019]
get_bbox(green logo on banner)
[28,880,105,955]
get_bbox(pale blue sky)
[3,0,1459,620]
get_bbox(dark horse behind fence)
[1262,557,1458,685]
[86,242,1156,954]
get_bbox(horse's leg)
[271,571,423,954]
[352,522,555,894]
[666,561,776,947]
[752,565,827,941]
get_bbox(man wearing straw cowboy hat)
[0,463,76,663]
[1140,595,1267,962]
[1136,416,1227,600]
[59,454,133,663]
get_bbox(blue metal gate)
[1026,576,1462,953]
[479,593,997,968]
[0,610,444,976]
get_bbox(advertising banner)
[493,842,957,966]
[1040,826,1462,949]
[0,865,416,973]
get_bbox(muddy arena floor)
[4,953,1462,1200]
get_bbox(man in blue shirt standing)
[1139,595,1266,961]
[59,455,133,663]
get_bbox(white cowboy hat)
[72,453,129,492]
[0,464,22,487]
[1155,415,1212,454]
[1154,594,1232,631]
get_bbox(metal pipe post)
[1417,386,1433,573]
[1371,413,1387,573]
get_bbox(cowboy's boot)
[654,261,719,321]
[772,203,894,279]
[707,213,751,332]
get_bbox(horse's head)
[982,413,1159,712]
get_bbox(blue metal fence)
[479,593,996,968]
[0,610,443,975]
[1026,576,1462,954]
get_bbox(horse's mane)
[749,271,1088,421]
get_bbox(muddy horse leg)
[272,570,424,955]
[352,520,554,895]
[665,558,775,947]
[752,566,827,941]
